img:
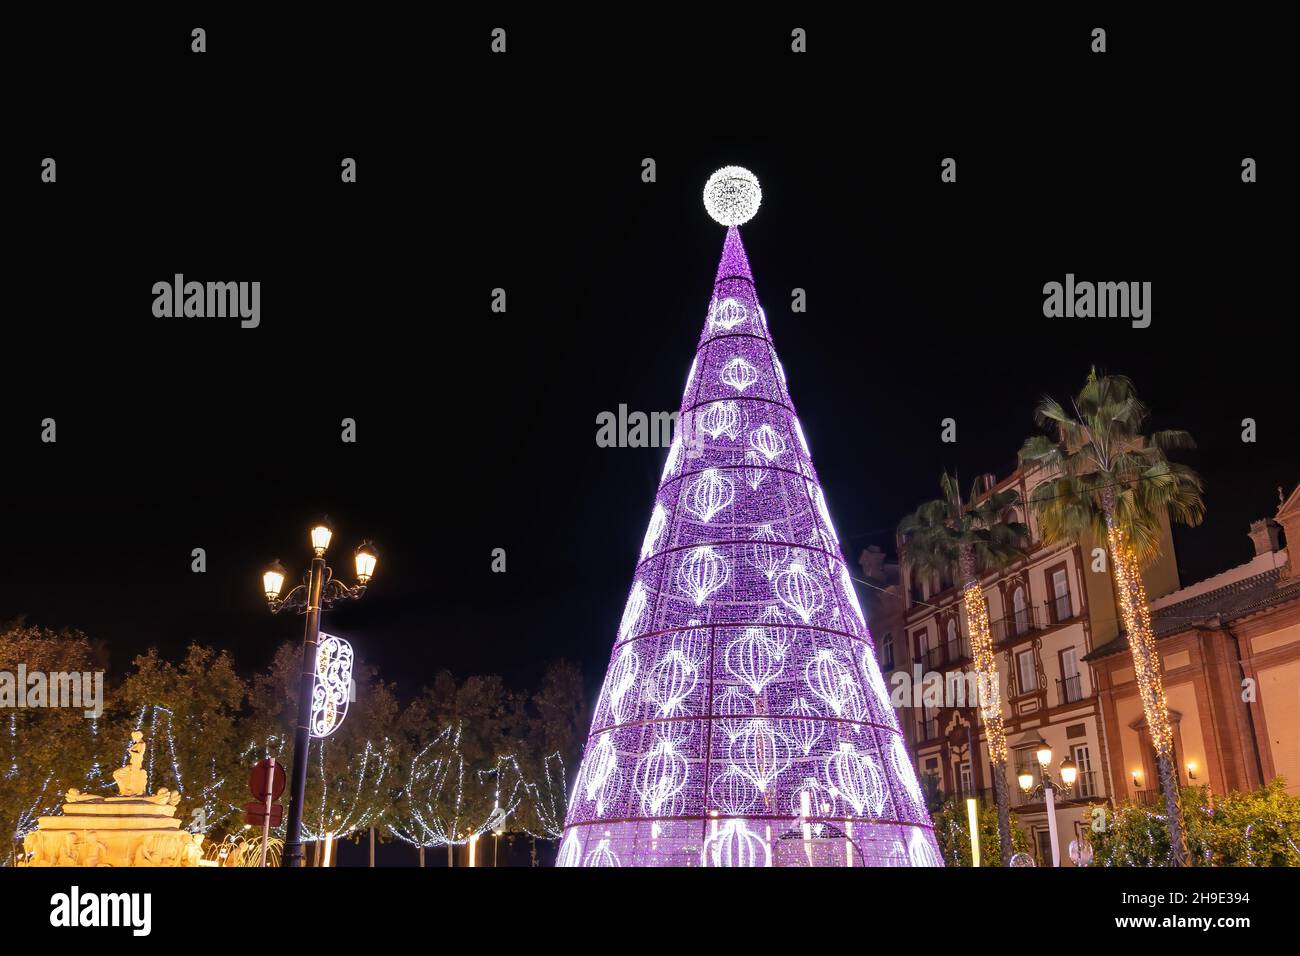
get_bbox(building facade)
[1086,487,1300,802]
[877,466,1181,866]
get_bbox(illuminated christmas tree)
[558,168,942,867]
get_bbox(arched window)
[946,618,959,659]
[1012,585,1029,635]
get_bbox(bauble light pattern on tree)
[559,173,942,866]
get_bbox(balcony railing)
[915,647,946,671]
[1057,674,1083,705]
[990,604,1046,644]
[1133,789,1162,806]
[914,639,973,673]
[944,636,972,666]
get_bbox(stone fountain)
[22,731,204,866]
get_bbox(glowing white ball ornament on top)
[703,166,762,226]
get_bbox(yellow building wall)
[1166,682,1208,787]
[1115,695,1145,790]
[1257,656,1300,795]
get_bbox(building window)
[945,618,959,661]
[1058,647,1081,704]
[913,628,929,665]
[1035,828,1054,865]
[1048,565,1073,623]
[1016,649,1037,694]
[959,761,974,796]
[1012,585,1030,635]
[881,633,894,670]
[1072,743,1096,798]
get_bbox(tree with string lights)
[0,624,103,862]
[1019,368,1204,866]
[897,472,1028,865]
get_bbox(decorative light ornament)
[804,649,866,721]
[724,628,784,694]
[825,743,885,817]
[703,165,762,227]
[702,818,771,867]
[709,297,750,332]
[661,435,684,483]
[748,424,786,462]
[908,831,942,867]
[677,546,729,605]
[775,560,825,623]
[584,838,621,867]
[731,719,790,793]
[699,400,742,440]
[758,604,792,654]
[709,763,758,816]
[557,832,582,868]
[687,469,735,523]
[640,504,668,560]
[618,581,647,643]
[714,685,754,742]
[890,735,925,811]
[787,697,825,756]
[721,356,759,392]
[310,633,354,738]
[605,645,640,724]
[646,649,698,717]
[633,737,690,818]
[580,733,618,813]
[743,450,767,491]
[748,523,789,581]
[857,645,892,715]
[671,626,709,667]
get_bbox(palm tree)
[898,472,1028,865]
[1018,369,1204,866]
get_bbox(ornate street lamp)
[1018,738,1075,868]
[262,518,379,868]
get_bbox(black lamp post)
[263,519,378,868]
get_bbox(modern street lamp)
[1017,739,1075,867]
[262,518,379,868]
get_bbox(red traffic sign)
[244,801,284,827]
[249,758,286,802]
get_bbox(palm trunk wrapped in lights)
[1020,369,1204,868]
[1103,508,1190,866]
[899,474,1027,867]
[960,551,1012,866]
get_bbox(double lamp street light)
[1018,739,1077,868]
[262,519,378,868]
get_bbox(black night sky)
[5,16,1292,706]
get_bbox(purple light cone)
[559,226,943,868]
